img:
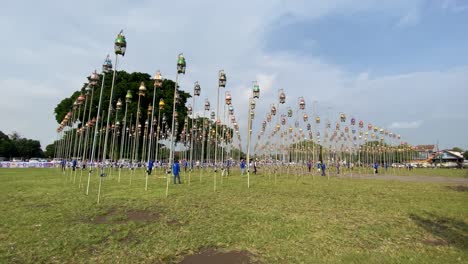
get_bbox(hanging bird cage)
[281,117,286,125]
[336,123,340,130]
[373,126,378,132]
[187,105,192,115]
[218,70,227,87]
[210,111,215,120]
[194,81,201,96]
[177,53,186,74]
[340,113,346,122]
[77,94,85,105]
[125,90,132,103]
[138,82,146,96]
[250,99,256,110]
[270,105,276,115]
[351,118,356,126]
[159,99,165,110]
[116,98,123,110]
[299,97,305,110]
[315,116,320,124]
[359,120,364,128]
[102,56,112,74]
[303,113,308,122]
[114,30,127,56]
[204,100,210,111]
[229,105,234,115]
[287,108,292,117]
[154,71,163,88]
[368,124,372,130]
[225,91,232,105]
[84,84,92,95]
[253,83,260,98]
[279,90,286,104]
[307,123,311,130]
[266,114,271,122]
[89,69,100,86]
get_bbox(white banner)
[0,162,54,168]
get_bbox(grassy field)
[329,167,468,178]
[0,168,467,263]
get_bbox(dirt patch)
[447,185,468,192]
[179,248,259,264]
[423,238,449,246]
[89,208,160,224]
[90,208,119,224]
[126,209,160,222]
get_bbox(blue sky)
[264,1,468,75]
[0,0,467,150]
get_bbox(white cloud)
[395,11,420,27]
[0,0,467,151]
[389,120,423,129]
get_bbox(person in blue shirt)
[61,159,66,171]
[321,162,326,176]
[373,162,379,174]
[147,159,154,175]
[225,159,231,176]
[173,159,181,184]
[72,159,77,172]
[240,159,246,175]
[183,159,188,172]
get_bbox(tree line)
[0,131,45,160]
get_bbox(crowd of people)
[59,157,400,184]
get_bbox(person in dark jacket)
[147,159,154,175]
[321,162,326,176]
[173,160,181,184]
[72,159,77,172]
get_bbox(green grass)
[0,168,467,263]
[325,167,468,178]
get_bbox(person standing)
[61,159,66,171]
[173,159,181,184]
[72,159,77,172]
[373,162,379,174]
[225,159,231,176]
[253,159,257,174]
[307,160,312,173]
[183,159,188,172]
[147,159,154,175]
[321,162,326,176]
[240,159,246,175]
[336,162,340,175]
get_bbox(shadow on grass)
[409,213,468,249]
[447,185,468,192]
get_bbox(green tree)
[54,71,191,159]
[0,131,44,160]
[463,151,468,160]
[451,147,463,153]
[0,131,16,159]
[44,143,56,158]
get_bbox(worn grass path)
[0,168,467,263]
